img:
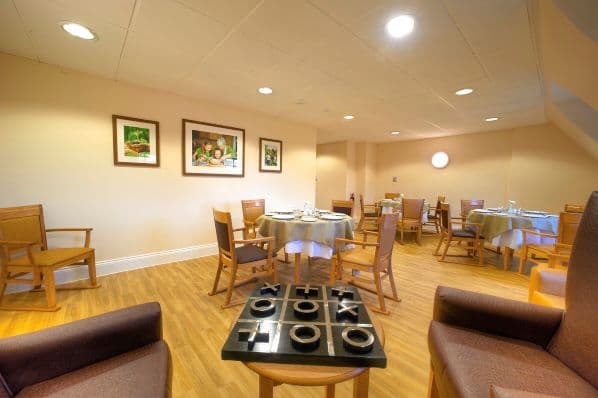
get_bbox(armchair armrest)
[529,266,567,301]
[335,237,379,247]
[0,240,37,248]
[521,229,557,240]
[555,243,572,252]
[0,302,163,395]
[46,228,93,248]
[433,286,563,348]
[233,236,274,246]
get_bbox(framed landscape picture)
[182,119,245,177]
[259,138,282,173]
[112,115,160,167]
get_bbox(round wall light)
[431,151,449,169]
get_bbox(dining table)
[466,209,559,269]
[257,211,354,283]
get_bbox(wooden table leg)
[294,253,302,284]
[503,247,513,270]
[259,375,274,398]
[326,384,335,398]
[353,369,369,398]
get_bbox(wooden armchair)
[331,200,353,217]
[357,194,378,231]
[209,209,277,308]
[241,199,265,239]
[564,204,584,213]
[384,193,402,199]
[0,204,99,312]
[518,211,582,273]
[424,195,445,233]
[330,213,400,314]
[460,199,484,222]
[434,203,485,265]
[397,198,425,245]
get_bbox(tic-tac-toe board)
[221,283,386,368]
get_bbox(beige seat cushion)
[337,247,375,266]
[9,248,93,267]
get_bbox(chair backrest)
[461,199,484,218]
[557,211,582,245]
[375,213,399,269]
[332,200,353,216]
[564,204,584,213]
[438,203,453,235]
[403,199,425,220]
[432,195,446,217]
[0,205,47,264]
[213,209,235,261]
[241,199,265,224]
[384,193,401,199]
[548,192,598,388]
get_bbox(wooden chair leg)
[428,366,439,398]
[43,268,59,311]
[209,258,224,296]
[400,228,404,245]
[32,266,42,290]
[87,252,99,287]
[518,244,528,273]
[222,263,238,308]
[372,269,388,314]
[417,226,422,245]
[434,236,444,255]
[0,266,8,304]
[440,238,450,261]
[329,257,337,286]
[271,258,278,283]
[478,240,485,265]
[357,217,364,231]
[387,263,398,300]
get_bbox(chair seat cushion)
[235,245,269,264]
[16,341,170,398]
[429,321,597,398]
[9,248,94,267]
[337,247,375,266]
[452,228,484,239]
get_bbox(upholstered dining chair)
[384,193,402,199]
[357,194,378,231]
[460,199,484,221]
[209,209,277,308]
[434,203,485,265]
[424,195,445,234]
[331,200,354,217]
[564,204,585,213]
[518,211,582,273]
[330,213,400,314]
[0,204,99,312]
[397,198,425,245]
[428,192,598,397]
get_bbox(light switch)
[392,176,398,182]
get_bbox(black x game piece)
[260,282,281,296]
[331,286,354,300]
[295,284,319,298]
[238,321,270,350]
[336,303,359,322]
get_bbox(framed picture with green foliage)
[112,115,160,167]
[259,138,282,173]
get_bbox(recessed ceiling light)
[485,117,499,122]
[386,15,415,38]
[62,22,95,40]
[258,87,273,95]
[455,88,473,96]
[343,115,355,120]
[390,131,401,135]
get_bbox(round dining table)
[257,213,354,283]
[466,209,559,269]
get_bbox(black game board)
[221,283,387,368]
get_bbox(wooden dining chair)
[460,199,485,221]
[424,195,446,233]
[241,199,265,239]
[209,209,277,308]
[384,193,402,200]
[331,200,354,217]
[397,199,425,245]
[330,213,400,314]
[518,211,582,273]
[564,204,585,213]
[357,194,378,231]
[0,204,99,312]
[434,203,485,265]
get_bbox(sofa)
[0,302,171,397]
[428,192,598,397]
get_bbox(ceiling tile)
[0,0,37,60]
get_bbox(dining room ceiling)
[0,0,546,143]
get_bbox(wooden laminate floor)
[0,233,529,398]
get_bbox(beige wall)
[315,141,347,209]
[0,53,317,261]
[375,123,598,213]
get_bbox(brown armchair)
[0,302,171,397]
[357,194,379,231]
[428,192,598,397]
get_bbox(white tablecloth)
[284,240,334,259]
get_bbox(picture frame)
[182,119,245,177]
[259,138,282,173]
[112,115,160,167]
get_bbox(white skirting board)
[5,243,218,295]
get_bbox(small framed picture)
[182,119,245,177]
[112,115,160,167]
[259,138,282,173]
